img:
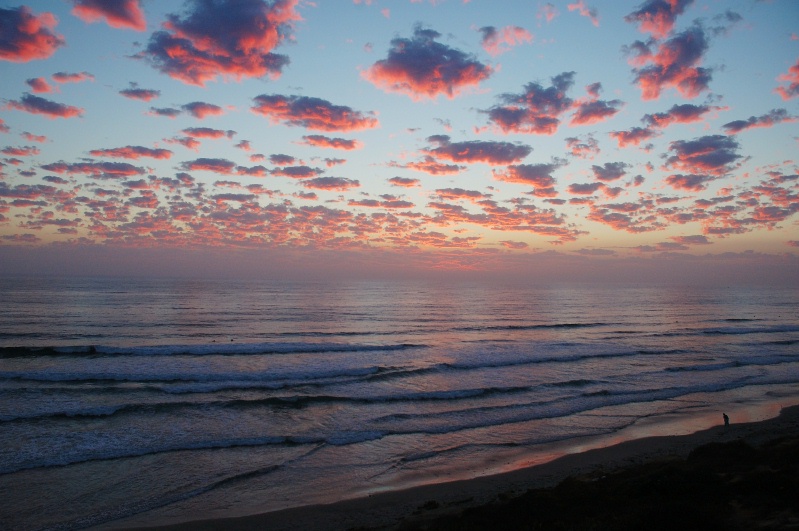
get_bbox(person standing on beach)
[723,413,730,426]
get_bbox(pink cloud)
[397,157,463,175]
[89,146,173,160]
[179,158,236,174]
[643,103,723,128]
[567,0,599,27]
[423,135,531,164]
[2,146,40,156]
[609,126,659,148]
[7,93,84,119]
[500,240,529,249]
[665,173,715,191]
[363,25,492,100]
[71,0,146,31]
[388,177,421,187]
[570,98,623,125]
[483,72,575,134]
[119,84,160,101]
[627,24,712,100]
[251,94,379,132]
[0,6,65,62]
[492,162,561,195]
[41,160,145,178]
[181,127,235,139]
[565,135,600,159]
[26,77,54,93]
[624,0,694,39]
[0,119,9,133]
[300,135,362,150]
[181,101,225,119]
[665,134,741,175]
[435,188,490,202]
[51,71,94,83]
[478,25,532,57]
[139,0,300,86]
[775,58,799,100]
[271,166,323,178]
[21,132,47,142]
[722,108,797,134]
[300,177,360,191]
[537,3,559,23]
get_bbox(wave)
[0,341,426,358]
[452,322,611,332]
[701,324,799,335]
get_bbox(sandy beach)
[114,403,799,531]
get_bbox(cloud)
[139,0,300,86]
[51,71,94,83]
[7,93,84,119]
[41,160,145,178]
[642,103,722,128]
[609,126,659,147]
[88,146,173,159]
[270,154,295,165]
[0,6,65,62]
[567,182,604,195]
[493,162,562,196]
[570,98,623,125]
[2,146,40,156]
[148,106,181,118]
[251,94,379,131]
[671,234,711,245]
[565,135,600,159]
[478,25,532,56]
[627,24,712,100]
[71,0,146,31]
[435,188,490,201]
[500,240,529,249]
[182,101,225,119]
[300,177,360,191]
[665,134,741,175]
[537,3,559,23]
[300,135,362,150]
[775,58,799,100]
[423,135,531,164]
[665,173,715,191]
[0,119,9,133]
[119,83,160,101]
[625,0,694,39]
[722,108,797,134]
[483,72,575,134]
[180,157,236,174]
[26,77,54,93]
[363,25,492,100]
[388,177,421,187]
[592,162,630,182]
[271,165,323,178]
[181,127,236,139]
[567,0,599,27]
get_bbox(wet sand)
[113,403,799,531]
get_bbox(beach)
[115,403,799,531]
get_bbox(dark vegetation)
[394,437,799,530]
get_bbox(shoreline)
[114,402,799,531]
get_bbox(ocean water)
[1,277,798,530]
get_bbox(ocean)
[1,277,797,530]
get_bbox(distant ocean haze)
[0,278,797,530]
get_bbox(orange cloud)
[89,146,173,160]
[775,58,799,100]
[300,135,363,150]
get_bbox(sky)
[0,0,798,283]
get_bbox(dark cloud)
[423,135,532,165]
[0,6,65,62]
[609,126,659,147]
[665,134,741,175]
[300,135,362,150]
[7,93,84,119]
[41,160,145,178]
[182,127,236,139]
[251,94,379,131]
[643,103,721,128]
[483,72,575,134]
[592,161,630,182]
[722,108,797,134]
[492,162,561,193]
[89,146,173,160]
[478,25,532,56]
[182,101,224,119]
[148,107,181,118]
[271,166,323,178]
[665,173,715,191]
[568,182,604,195]
[119,84,160,101]
[627,24,712,100]
[51,71,94,83]
[776,58,799,100]
[71,0,146,31]
[139,0,299,86]
[179,158,236,174]
[363,25,492,100]
[388,177,421,188]
[570,98,623,125]
[300,177,360,191]
[625,0,694,38]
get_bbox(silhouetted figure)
[723,413,729,427]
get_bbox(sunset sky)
[1,0,798,282]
